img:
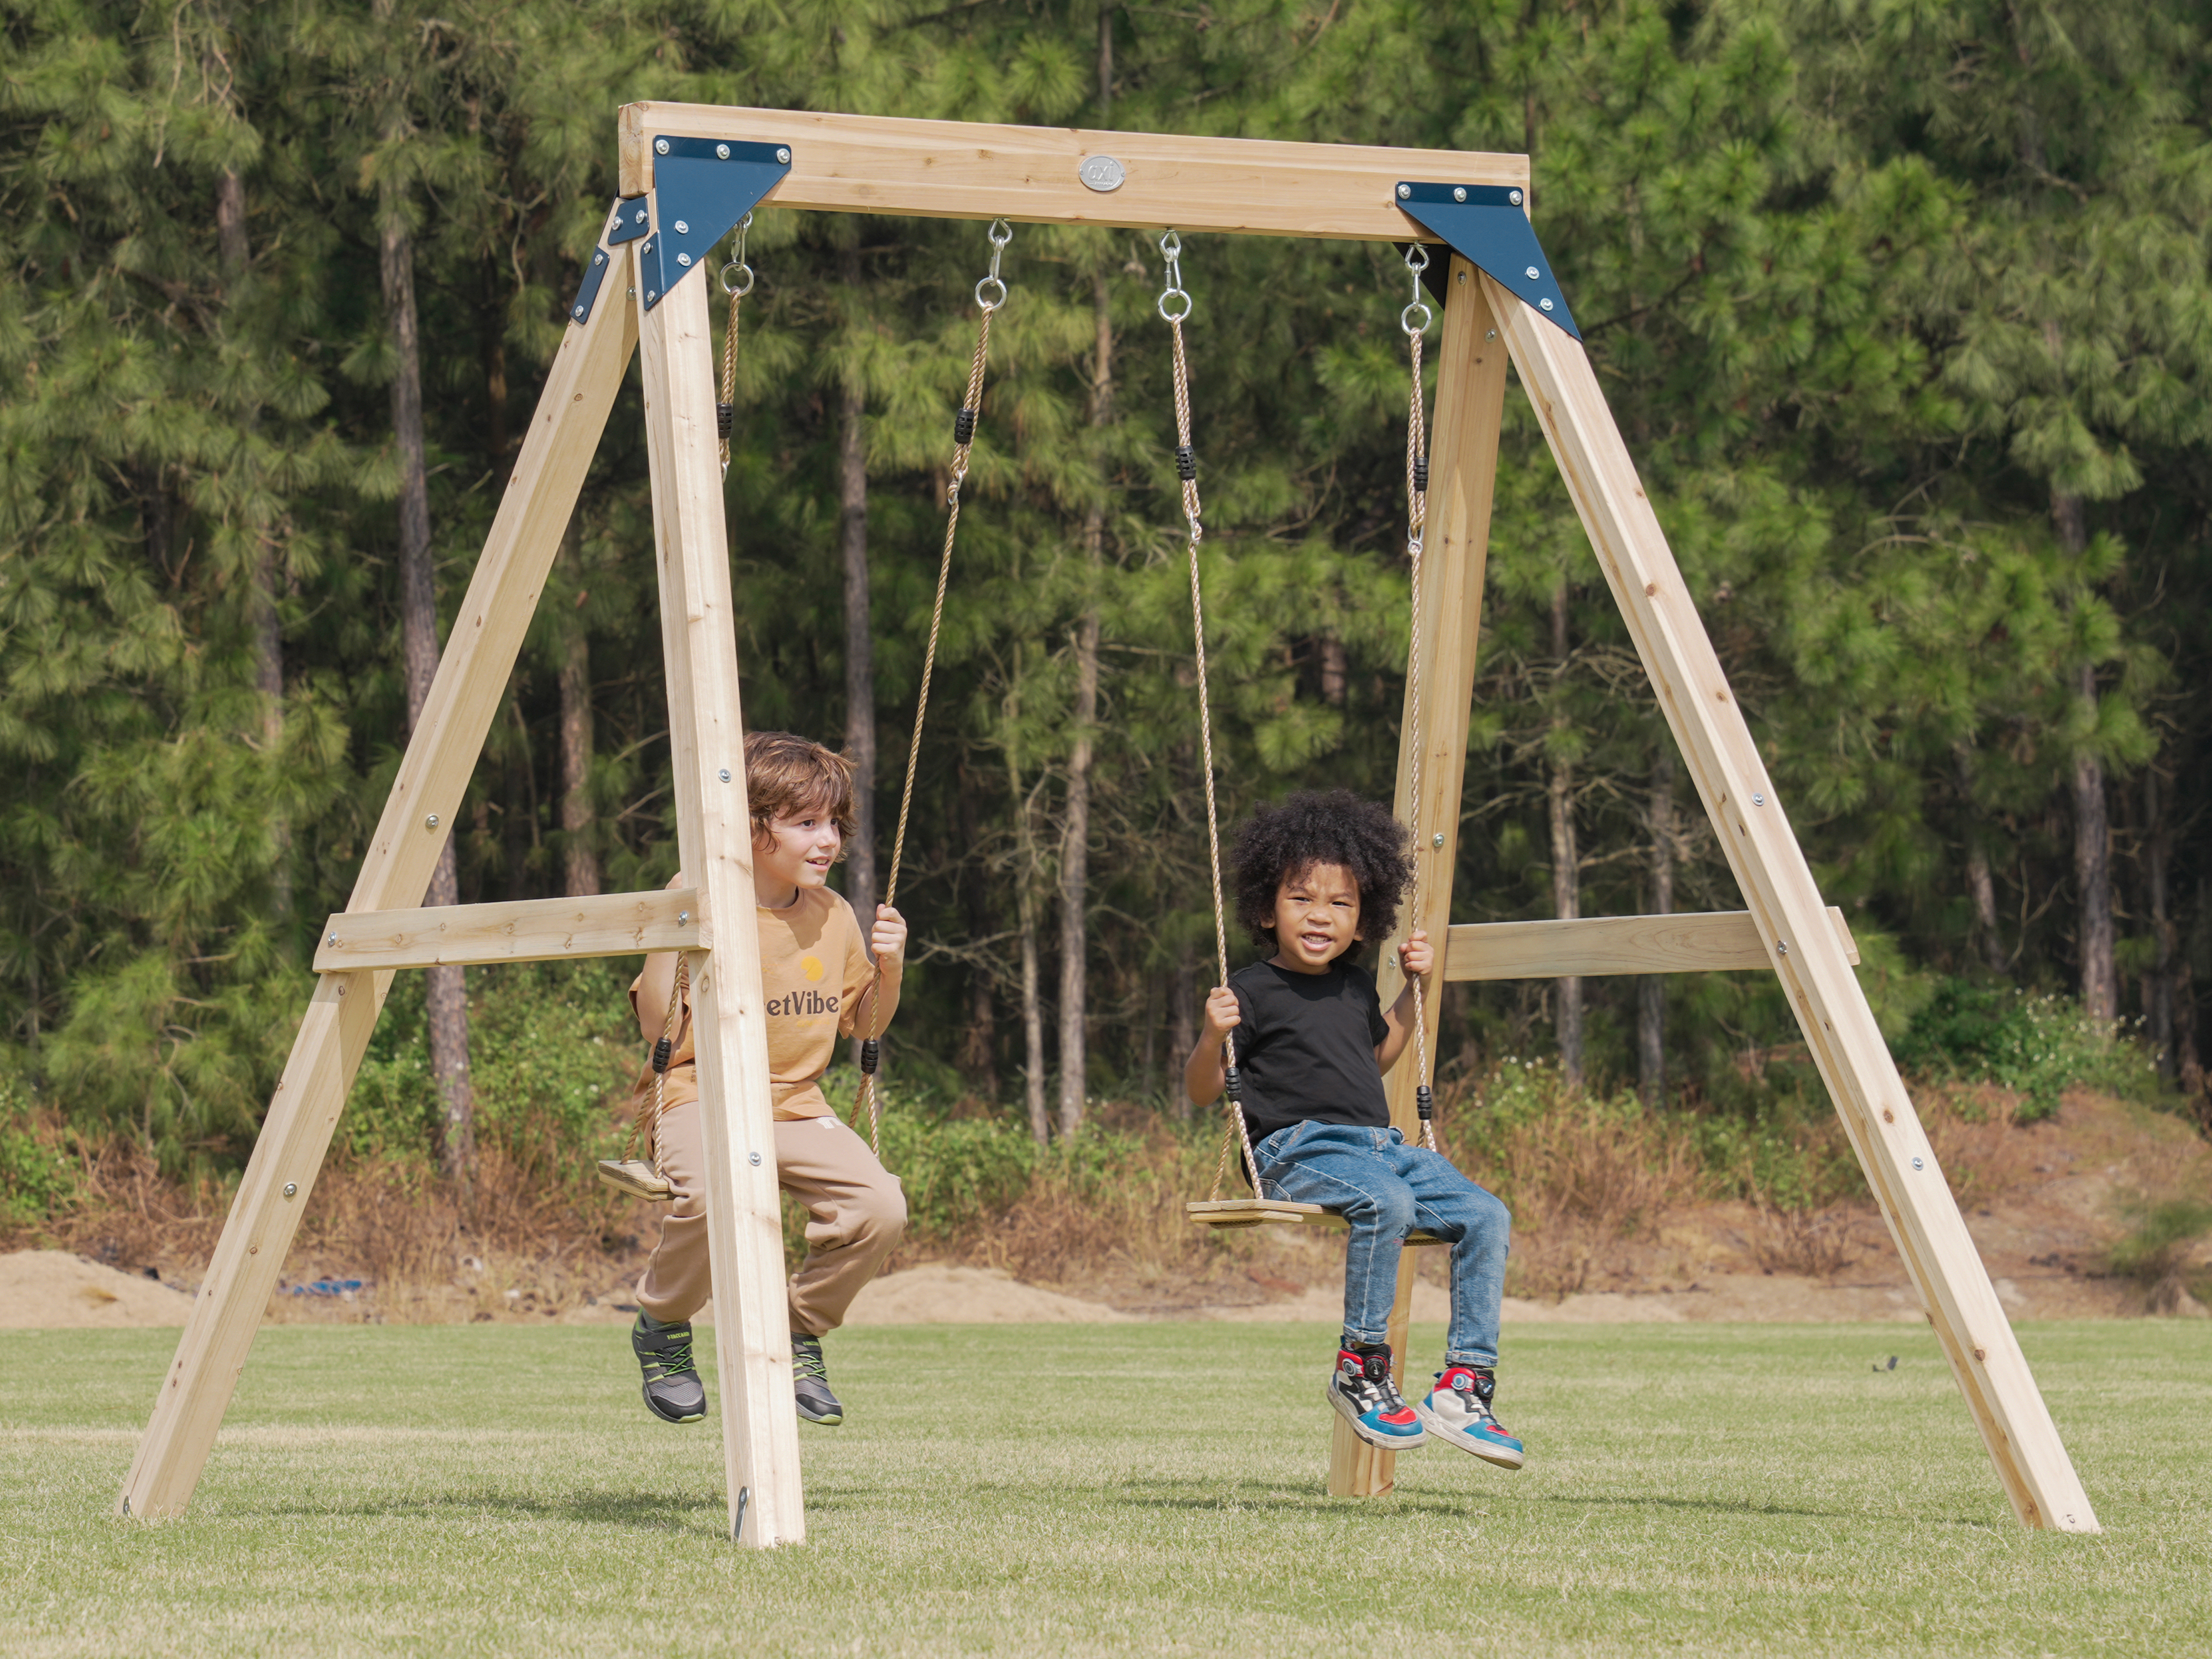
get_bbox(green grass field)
[2,1319,2207,1656]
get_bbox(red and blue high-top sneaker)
[1327,1343,1427,1449]
[1417,1364,1524,1469]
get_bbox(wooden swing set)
[116,106,2099,1548]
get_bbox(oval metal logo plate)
[1078,154,1126,192]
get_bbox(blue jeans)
[1254,1121,1511,1368]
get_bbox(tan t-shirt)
[628,883,900,1121]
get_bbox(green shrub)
[0,1078,76,1227]
[2106,1198,2212,1285]
[1894,980,2161,1122]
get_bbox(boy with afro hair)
[1185,789,1522,1469]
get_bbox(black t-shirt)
[1226,958,1392,1149]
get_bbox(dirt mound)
[0,1251,194,1329]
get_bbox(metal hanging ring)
[1158,228,1191,321]
[1159,286,1192,322]
[975,274,1008,311]
[974,220,1013,311]
[1401,299,1432,336]
[721,262,755,297]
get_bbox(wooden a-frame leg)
[117,259,641,1522]
[1486,274,2099,1534]
[636,265,804,1547]
[1330,264,1510,1499]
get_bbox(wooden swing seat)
[1185,1198,1447,1246]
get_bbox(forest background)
[4,0,2210,1246]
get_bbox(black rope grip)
[953,407,977,445]
[1223,1064,1243,1103]
[716,403,734,442]
[1413,455,1428,492]
[651,1037,673,1075]
[859,1039,879,1076]
[1175,444,1197,482]
[1416,1084,1434,1121]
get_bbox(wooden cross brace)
[116,107,2097,1545]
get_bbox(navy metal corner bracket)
[567,137,792,325]
[1394,183,1579,341]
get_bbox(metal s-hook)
[1401,243,1433,337]
[974,219,1013,311]
[1157,229,1192,322]
[719,211,755,298]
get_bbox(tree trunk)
[1548,583,1583,1089]
[1637,746,1673,1108]
[2146,769,2174,1080]
[1017,792,1050,1146]
[221,167,291,924]
[956,764,997,1094]
[558,522,598,899]
[1319,631,1347,707]
[2055,487,2115,1026]
[1957,747,2006,973]
[1169,942,1196,1123]
[382,206,473,1199]
[838,246,878,947]
[1056,249,1114,1140]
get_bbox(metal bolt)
[626,286,635,297]
[646,290,657,301]
[1431,832,1446,848]
[572,306,585,319]
[1485,328,1496,340]
[1397,183,1411,199]
[677,911,690,925]
[1540,299,1554,312]
[425,813,439,829]
[1752,792,1765,806]
[718,768,732,782]
[1453,186,1467,202]
[749,1151,763,1166]
[655,138,670,155]
[1510,188,1524,205]
[776,147,791,163]
[674,219,690,235]
[282,1182,298,1199]
[716,143,731,160]
[634,207,647,223]
[1523,267,1538,280]
[677,252,692,267]
[1912,1156,1924,1170]
[1777,941,1788,955]
[327,933,338,946]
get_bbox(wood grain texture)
[617,104,1526,239]
[1486,271,2098,1534]
[1333,265,1510,1499]
[312,890,705,972]
[1443,907,1858,980]
[116,259,641,1523]
[637,259,805,1548]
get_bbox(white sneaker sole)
[1416,1402,1524,1469]
[1325,1383,1428,1451]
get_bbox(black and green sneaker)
[792,1334,843,1426]
[632,1312,706,1425]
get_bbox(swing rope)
[1157,233,1260,1204]
[852,220,1014,1157]
[1399,246,1440,1151]
[717,215,755,477]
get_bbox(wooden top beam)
[617,104,1527,241]
[314,889,705,973]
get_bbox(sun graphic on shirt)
[801,955,826,983]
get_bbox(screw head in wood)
[776,147,791,163]
[1912,1156,1924,1170]
[1510,189,1524,205]
[749,1151,763,1166]
[655,138,670,155]
[1432,832,1446,847]
[1777,940,1788,954]
[425,813,439,829]
[282,1182,298,1199]
[677,911,689,924]
[1752,792,1765,806]
[716,143,730,159]
[1453,186,1467,202]
[1397,184,1411,199]
[718,768,732,782]
[327,933,338,946]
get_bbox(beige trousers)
[635,1082,907,1337]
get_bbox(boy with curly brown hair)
[623,731,907,1430]
[1185,789,1522,1469]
